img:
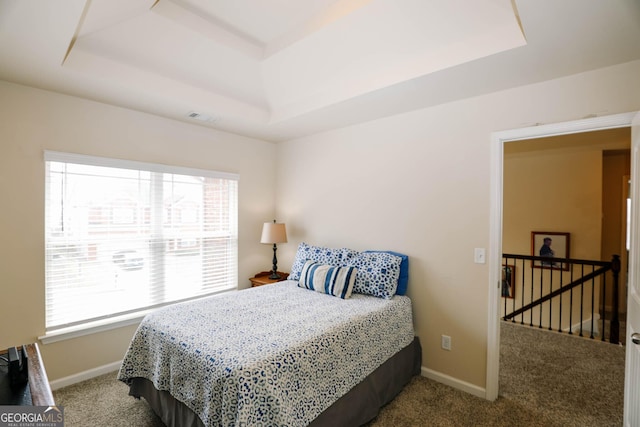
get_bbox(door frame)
[486,111,638,401]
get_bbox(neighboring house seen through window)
[44,151,238,335]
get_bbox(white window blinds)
[44,151,238,332]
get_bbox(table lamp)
[260,220,287,279]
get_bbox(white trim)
[44,150,240,181]
[487,111,638,402]
[489,112,637,144]
[49,360,122,391]
[53,363,488,397]
[623,112,640,426]
[421,367,486,399]
[40,290,239,344]
[485,118,504,401]
[39,312,147,344]
[564,313,601,336]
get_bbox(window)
[44,151,238,334]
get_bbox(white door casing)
[623,111,640,426]
[487,111,638,402]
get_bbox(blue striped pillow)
[298,260,357,299]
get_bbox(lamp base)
[269,243,280,280]
[268,271,281,280]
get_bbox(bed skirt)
[127,336,422,427]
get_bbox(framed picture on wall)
[531,231,570,270]
[501,264,515,299]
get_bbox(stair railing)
[502,254,621,344]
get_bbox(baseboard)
[421,367,486,399]
[49,360,122,391]
[50,360,485,401]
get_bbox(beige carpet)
[53,323,625,426]
[495,321,624,427]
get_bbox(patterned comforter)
[118,280,415,427]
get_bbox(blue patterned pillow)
[363,250,409,295]
[349,252,402,299]
[298,260,357,299]
[289,242,358,281]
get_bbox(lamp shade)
[260,222,287,244]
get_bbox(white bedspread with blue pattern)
[118,280,415,427]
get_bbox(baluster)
[568,265,574,335]
[580,264,585,337]
[507,258,518,322]
[601,271,607,342]
[539,266,543,329]
[590,265,595,340]
[503,284,507,321]
[530,260,534,327]
[520,258,525,325]
[548,266,553,331]
[558,263,564,333]
[610,255,621,344]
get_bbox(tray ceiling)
[0,0,639,141]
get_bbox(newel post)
[610,254,621,344]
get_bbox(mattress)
[118,280,416,426]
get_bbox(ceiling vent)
[186,111,217,123]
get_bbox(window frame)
[41,151,239,343]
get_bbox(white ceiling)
[0,0,639,142]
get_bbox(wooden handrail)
[503,253,612,267]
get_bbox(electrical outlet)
[441,335,451,351]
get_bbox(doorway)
[485,112,638,401]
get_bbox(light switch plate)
[474,248,486,264]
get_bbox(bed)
[118,244,422,427]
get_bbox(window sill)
[38,311,151,344]
[39,289,239,344]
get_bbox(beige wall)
[503,149,603,259]
[0,81,277,380]
[276,60,640,389]
[1,59,639,391]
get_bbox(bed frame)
[128,337,422,427]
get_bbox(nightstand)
[250,271,289,287]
